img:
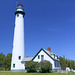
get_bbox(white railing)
[57,70,68,74]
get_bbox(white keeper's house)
[22,48,61,71]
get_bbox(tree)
[3,53,12,70]
[59,57,66,70]
[39,60,52,73]
[70,60,75,70]
[0,52,5,67]
[66,59,70,67]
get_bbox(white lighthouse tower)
[11,4,25,72]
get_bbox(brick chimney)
[47,48,51,52]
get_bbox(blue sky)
[0,0,75,60]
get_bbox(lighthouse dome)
[15,3,25,16]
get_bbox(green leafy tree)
[3,53,12,70]
[66,59,70,67]
[0,52,5,67]
[70,60,75,70]
[59,57,66,70]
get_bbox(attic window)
[41,55,44,61]
[38,55,40,59]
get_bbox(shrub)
[0,67,4,71]
[39,60,52,73]
[25,60,52,73]
[25,61,38,72]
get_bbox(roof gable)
[32,48,59,61]
[32,48,43,61]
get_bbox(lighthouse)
[11,4,25,72]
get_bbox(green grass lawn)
[0,72,75,75]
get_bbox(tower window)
[38,55,40,59]
[17,14,19,17]
[13,64,15,68]
[18,56,21,60]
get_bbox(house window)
[54,54,55,58]
[58,62,60,67]
[41,55,44,61]
[55,61,57,67]
[18,56,21,60]
[38,55,40,59]
[57,56,58,59]
[13,64,15,68]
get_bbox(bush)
[25,60,52,73]
[39,60,52,73]
[25,61,38,72]
[0,67,4,71]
